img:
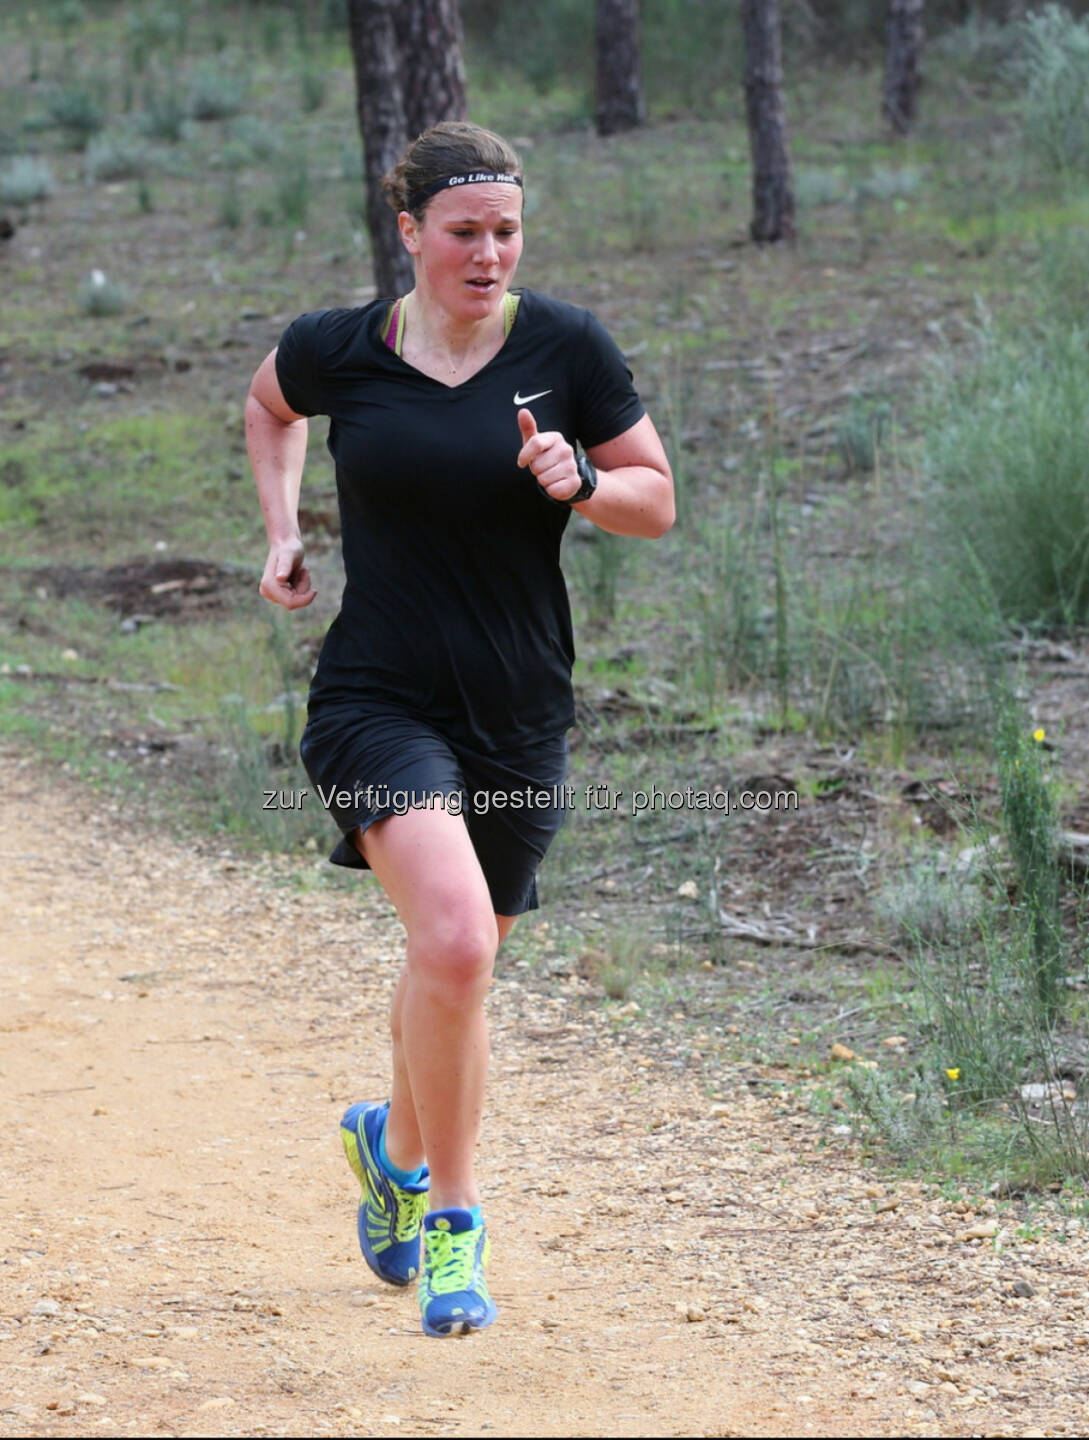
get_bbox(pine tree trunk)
[595,0,646,136]
[394,0,468,140]
[883,0,924,135]
[347,0,414,297]
[742,0,795,244]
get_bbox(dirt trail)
[1,751,1085,1438]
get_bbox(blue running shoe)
[418,1208,497,1337]
[339,1101,429,1287]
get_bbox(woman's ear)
[398,210,421,256]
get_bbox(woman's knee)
[406,910,497,998]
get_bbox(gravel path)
[1,750,1085,1437]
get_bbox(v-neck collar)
[378,290,523,391]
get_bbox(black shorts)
[298,703,570,916]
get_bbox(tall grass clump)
[272,152,310,226]
[140,81,187,143]
[686,500,769,711]
[994,694,1064,1023]
[1014,5,1089,176]
[0,156,55,206]
[46,84,105,145]
[84,131,149,183]
[925,320,1089,628]
[188,62,247,122]
[124,4,188,72]
[298,63,326,113]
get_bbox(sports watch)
[566,451,598,504]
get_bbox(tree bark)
[394,0,468,140]
[883,0,924,135]
[347,0,414,297]
[742,0,795,244]
[595,0,646,137]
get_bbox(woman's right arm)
[245,348,317,609]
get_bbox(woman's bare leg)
[358,807,517,1212]
[383,908,517,1179]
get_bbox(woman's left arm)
[581,414,675,538]
[517,410,675,539]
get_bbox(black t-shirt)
[275,288,645,750]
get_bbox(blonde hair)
[383,121,523,220]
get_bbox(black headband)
[407,170,524,212]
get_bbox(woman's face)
[400,181,524,321]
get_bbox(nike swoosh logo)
[513,389,552,405]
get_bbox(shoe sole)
[421,1299,498,1338]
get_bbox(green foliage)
[188,61,247,122]
[84,130,149,183]
[794,168,851,209]
[836,395,891,473]
[925,320,1089,628]
[46,83,105,144]
[124,4,188,72]
[876,856,983,951]
[564,528,627,629]
[0,155,55,206]
[139,80,187,143]
[298,63,326,114]
[641,0,742,113]
[994,695,1063,1023]
[909,921,1035,1107]
[1015,5,1089,175]
[77,269,127,316]
[217,174,243,229]
[272,152,310,227]
[933,13,1022,83]
[462,0,592,96]
[228,114,283,162]
[686,502,770,709]
[846,1065,948,1159]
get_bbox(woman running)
[245,121,673,1338]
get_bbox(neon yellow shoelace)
[424,1227,478,1293]
[392,1184,429,1244]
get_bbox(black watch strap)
[567,451,598,504]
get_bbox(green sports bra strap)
[382,292,520,359]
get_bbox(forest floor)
[2,748,1088,1439]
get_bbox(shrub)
[125,4,187,71]
[84,131,149,183]
[925,320,1089,628]
[298,64,325,114]
[188,62,247,122]
[933,13,1021,83]
[78,269,127,317]
[46,85,105,144]
[1014,5,1089,175]
[140,84,187,143]
[217,175,242,230]
[228,115,283,162]
[273,153,310,227]
[794,168,850,209]
[836,395,891,473]
[0,156,55,206]
[876,857,983,951]
[994,696,1063,1024]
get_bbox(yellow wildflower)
[945,1068,960,1081]
[1033,728,1046,742]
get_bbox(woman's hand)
[516,408,580,502]
[260,537,316,609]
